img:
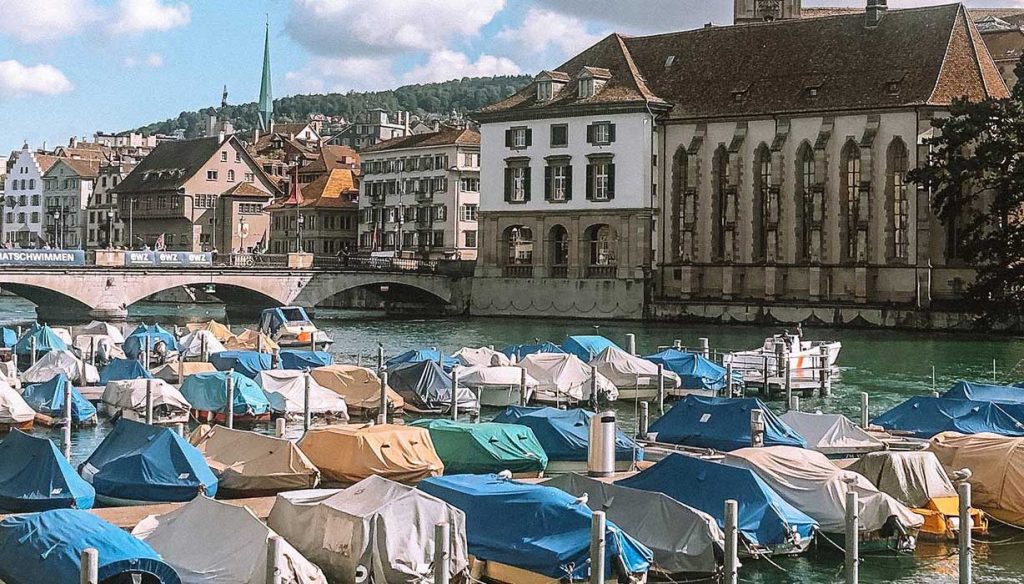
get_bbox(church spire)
[257,19,273,133]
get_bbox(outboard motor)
[588,410,617,477]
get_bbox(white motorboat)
[258,306,333,349]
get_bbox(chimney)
[866,0,887,27]
[218,130,225,143]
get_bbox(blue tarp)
[420,474,652,580]
[645,349,734,391]
[0,327,17,348]
[0,509,180,584]
[209,350,275,379]
[943,381,1024,404]
[21,374,97,424]
[0,430,95,512]
[179,371,271,416]
[491,406,643,462]
[98,358,153,385]
[79,419,217,503]
[14,325,67,357]
[617,453,818,548]
[649,396,807,451]
[872,396,1024,439]
[279,349,333,370]
[385,348,458,372]
[500,342,566,361]
[561,335,621,362]
[123,327,178,360]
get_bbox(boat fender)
[355,565,369,582]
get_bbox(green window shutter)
[544,166,553,201]
[565,165,574,201]
[607,163,616,200]
[586,164,594,201]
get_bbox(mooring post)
[657,363,665,415]
[519,367,528,406]
[225,368,235,429]
[30,337,37,366]
[589,364,598,411]
[377,345,385,374]
[89,336,96,367]
[673,339,682,350]
[625,333,636,356]
[275,417,286,438]
[724,500,739,584]
[860,392,870,429]
[200,334,208,363]
[80,548,98,584]
[450,367,460,421]
[750,409,765,447]
[590,511,606,584]
[932,364,936,392]
[378,371,389,425]
[174,423,184,437]
[790,395,800,412]
[726,361,734,397]
[256,334,263,354]
[145,378,154,425]
[434,522,451,584]
[846,491,859,584]
[638,400,649,440]
[698,337,710,359]
[266,534,283,584]
[309,332,316,353]
[144,335,151,371]
[993,359,997,383]
[62,378,72,460]
[762,355,770,396]
[303,369,312,432]
[960,482,972,584]
[177,360,184,386]
[784,358,793,410]
[819,354,830,398]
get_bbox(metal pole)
[62,378,72,460]
[638,400,649,439]
[590,511,606,584]
[656,362,666,415]
[790,395,800,412]
[377,345,385,375]
[266,534,283,584]
[846,491,859,584]
[784,357,792,410]
[590,364,598,411]
[959,482,972,584]
[993,358,997,383]
[450,367,459,421]
[860,392,869,429]
[378,371,389,425]
[310,332,316,353]
[303,369,312,432]
[30,337,36,366]
[89,336,96,367]
[80,548,99,584]
[932,364,936,392]
[750,409,765,448]
[145,378,153,425]
[519,367,528,406]
[275,417,286,438]
[724,500,739,584]
[762,355,769,396]
[225,369,235,429]
[698,337,710,358]
[625,333,636,356]
[726,360,734,397]
[144,335,151,371]
[434,522,451,584]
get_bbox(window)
[579,78,596,98]
[712,146,729,261]
[506,127,531,149]
[545,163,572,202]
[432,230,444,247]
[504,166,530,203]
[588,224,616,265]
[550,124,568,148]
[841,141,861,262]
[433,205,447,221]
[460,204,478,222]
[588,122,615,145]
[586,160,614,201]
[235,152,241,163]
[244,173,255,183]
[206,170,218,181]
[796,143,815,262]
[16,213,24,223]
[888,139,910,261]
[465,230,477,248]
[30,212,39,223]
[752,145,771,262]
[537,81,553,101]
[227,170,236,182]
[460,177,480,192]
[28,179,34,190]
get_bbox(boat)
[387,360,479,415]
[0,430,95,512]
[14,325,68,363]
[79,418,218,505]
[98,358,153,385]
[184,319,235,342]
[847,450,987,540]
[268,475,469,583]
[779,410,885,456]
[190,425,320,497]
[942,380,1024,403]
[453,346,511,367]
[209,349,274,379]
[500,341,566,361]
[152,361,216,383]
[0,382,34,432]
[100,378,191,425]
[179,370,272,424]
[258,306,333,348]
[724,446,922,551]
[133,495,327,584]
[176,329,227,360]
[279,348,333,370]
[928,431,1024,527]
[518,352,618,405]
[561,334,621,362]
[409,419,548,476]
[458,365,537,406]
[617,453,817,556]
[224,328,280,352]
[0,509,180,584]
[123,324,179,361]
[310,364,405,419]
[77,320,126,344]
[0,358,18,392]
[724,331,840,378]
[298,423,444,484]
[648,396,806,451]
[589,345,681,400]
[385,347,458,371]
[420,473,652,583]
[872,396,1024,439]
[21,373,98,426]
[0,327,18,348]
[255,369,350,421]
[546,473,723,578]
[491,406,643,473]
[645,348,735,396]
[72,334,126,364]
[21,349,98,385]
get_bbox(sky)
[0,0,1021,156]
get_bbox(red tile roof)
[361,127,479,153]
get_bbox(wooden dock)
[0,496,277,530]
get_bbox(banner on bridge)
[0,250,85,266]
[124,251,213,267]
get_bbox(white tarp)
[459,366,539,389]
[256,370,349,420]
[453,347,511,367]
[101,379,191,414]
[191,425,320,494]
[779,411,885,455]
[76,321,126,344]
[177,330,228,359]
[545,473,723,575]
[22,350,99,384]
[847,451,957,509]
[590,346,681,389]
[0,362,19,391]
[50,327,73,346]
[0,380,34,424]
[133,495,327,584]
[72,335,126,363]
[518,353,618,404]
[724,446,923,534]
[268,475,469,583]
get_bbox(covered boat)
[190,425,319,497]
[268,475,468,583]
[0,430,94,512]
[458,365,537,407]
[385,347,458,371]
[872,396,1024,438]
[942,380,1024,403]
[224,328,280,352]
[14,324,68,360]
[0,510,180,584]
[561,334,621,362]
[98,358,153,385]
[100,378,191,425]
[79,419,218,505]
[72,334,125,364]
[123,325,178,360]
[179,370,272,423]
[645,348,733,394]
[420,474,652,583]
[280,349,333,370]
[256,369,349,420]
[258,306,332,348]
[387,360,479,414]
[298,423,444,484]
[519,352,618,404]
[133,495,326,584]
[21,374,97,425]
[779,411,885,456]
[176,329,227,359]
[546,473,723,577]
[617,453,817,555]
[209,350,275,379]
[491,406,643,473]
[409,419,548,476]
[453,346,511,367]
[500,341,565,361]
[0,382,34,432]
[928,432,1024,527]
[649,396,806,451]
[152,361,216,382]
[22,349,98,384]
[78,320,126,344]
[724,446,922,550]
[310,364,405,418]
[184,319,235,342]
[590,345,681,399]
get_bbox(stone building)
[3,146,58,246]
[42,158,99,249]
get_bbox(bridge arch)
[293,272,454,308]
[0,282,94,322]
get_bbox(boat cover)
[724,446,923,534]
[0,327,17,348]
[546,473,723,575]
[98,358,153,385]
[943,380,1024,403]
[73,334,126,363]
[0,510,180,584]
[847,451,957,508]
[268,476,469,583]
[385,347,458,371]
[14,325,68,357]
[256,369,349,419]
[0,430,95,512]
[209,350,274,379]
[133,495,326,584]
[590,346,681,389]
[191,426,319,494]
[152,361,216,382]
[616,453,817,548]
[78,321,126,344]
[22,349,99,385]
[519,352,619,403]
[561,335,622,362]
[298,423,444,484]
[79,419,217,502]
[21,374,97,423]
[453,346,512,367]
[779,411,884,455]
[458,365,538,389]
[928,432,1024,526]
[101,379,191,415]
[872,396,1024,439]
[0,382,34,425]
[491,406,643,462]
[420,474,652,580]
[176,330,228,359]
[310,364,405,413]
[645,348,731,391]
[409,419,548,474]
[184,320,235,342]
[123,327,179,360]
[279,349,333,370]
[649,396,806,451]
[500,341,566,361]
[179,371,272,416]
[224,328,279,352]
[388,361,479,413]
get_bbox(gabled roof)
[46,158,100,179]
[267,169,358,211]
[221,181,271,198]
[298,145,359,175]
[114,136,224,193]
[361,127,479,153]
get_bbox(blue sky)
[0,0,1019,156]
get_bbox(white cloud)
[0,0,100,43]
[108,0,191,35]
[123,52,165,68]
[0,61,74,99]
[402,51,521,85]
[285,57,397,94]
[498,8,603,56]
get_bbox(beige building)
[267,169,359,255]
[85,163,132,248]
[42,158,99,249]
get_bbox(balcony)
[586,264,617,279]
[550,265,568,279]
[416,191,433,203]
[415,216,433,228]
[503,264,534,278]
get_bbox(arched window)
[795,142,815,262]
[840,141,861,262]
[671,146,687,261]
[504,225,533,265]
[712,146,729,261]
[752,144,771,262]
[887,139,910,261]
[587,224,616,265]
[549,224,569,277]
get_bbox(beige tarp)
[185,320,236,343]
[310,365,404,414]
[0,381,34,424]
[847,451,956,508]
[453,347,511,367]
[519,353,618,403]
[298,423,443,484]
[928,432,1024,526]
[225,329,279,352]
[152,362,217,383]
[192,425,320,494]
[590,346,681,389]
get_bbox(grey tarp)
[847,451,957,508]
[779,411,885,455]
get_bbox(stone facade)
[3,147,57,246]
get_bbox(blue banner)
[124,251,213,267]
[0,250,85,266]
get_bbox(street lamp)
[106,211,114,249]
[296,214,305,253]
[54,209,62,249]
[238,218,250,253]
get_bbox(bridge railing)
[215,253,289,268]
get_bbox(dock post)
[275,417,286,438]
[145,379,154,425]
[225,368,235,429]
[589,365,598,411]
[698,337,710,359]
[726,361,734,397]
[177,360,184,386]
[256,334,263,354]
[174,423,184,437]
[200,335,208,362]
[89,337,96,367]
[30,337,36,366]
[625,333,636,356]
[303,369,312,432]
[993,359,997,383]
[673,339,682,350]
[356,353,362,367]
[309,332,316,353]
[750,409,765,447]
[860,392,869,429]
[590,511,606,584]
[378,372,389,425]
[377,344,385,375]
[638,401,649,440]
[62,377,72,460]
[724,500,739,584]
[960,482,972,584]
[80,548,98,584]
[818,355,830,398]
[266,534,283,584]
[762,356,770,397]
[450,367,460,421]
[270,348,280,370]
[519,367,528,406]
[784,358,793,410]
[932,365,936,392]
[434,522,451,584]
[845,491,859,584]
[790,395,800,412]
[657,363,665,415]
[933,391,941,398]
[144,335,151,371]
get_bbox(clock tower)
[734,0,801,24]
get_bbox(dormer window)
[537,81,553,101]
[579,78,596,99]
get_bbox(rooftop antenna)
[221,85,228,108]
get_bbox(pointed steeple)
[257,20,274,133]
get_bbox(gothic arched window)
[795,142,815,262]
[887,138,910,261]
[712,146,729,261]
[840,141,861,262]
[752,144,771,262]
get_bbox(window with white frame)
[579,78,596,98]
[460,177,480,192]
[594,163,610,200]
[512,128,528,148]
[206,170,218,181]
[511,167,527,202]
[551,165,569,201]
[537,81,553,101]
[465,230,477,248]
[220,151,227,162]
[460,204,478,222]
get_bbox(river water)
[4,295,1024,583]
